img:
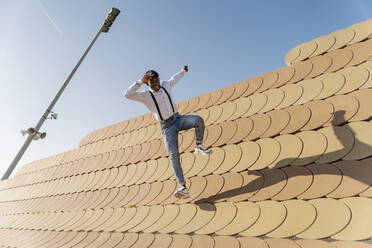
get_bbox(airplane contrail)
[37,0,63,36]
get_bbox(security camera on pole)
[1,7,121,180]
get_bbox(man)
[124,65,212,199]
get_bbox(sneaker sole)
[174,192,190,199]
[194,150,213,155]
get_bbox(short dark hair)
[146,70,159,78]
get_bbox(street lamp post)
[1,7,120,180]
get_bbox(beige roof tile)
[302,100,334,130]
[231,141,260,172]
[94,187,120,209]
[136,160,158,184]
[248,138,280,170]
[242,76,263,97]
[298,163,342,199]
[349,89,372,121]
[196,93,212,110]
[190,235,214,248]
[216,102,237,124]
[272,66,295,88]
[267,199,316,238]
[298,198,351,239]
[332,197,372,240]
[229,97,252,120]
[245,114,271,140]
[228,118,253,144]
[331,241,372,248]
[213,121,238,146]
[296,79,323,105]
[276,84,303,109]
[214,236,240,248]
[313,35,336,56]
[168,234,192,248]
[118,164,137,187]
[203,124,222,147]
[329,29,355,51]
[104,166,127,189]
[198,147,225,176]
[293,131,327,166]
[178,176,207,204]
[119,185,140,207]
[211,172,243,202]
[294,41,318,63]
[285,45,301,65]
[179,131,195,153]
[260,89,285,113]
[148,180,176,205]
[117,205,150,232]
[193,174,224,203]
[216,201,260,235]
[338,67,369,94]
[258,71,279,93]
[288,61,313,83]
[126,183,152,206]
[271,134,303,169]
[143,204,180,233]
[146,159,167,183]
[183,96,200,113]
[315,73,346,100]
[249,168,287,201]
[175,203,216,234]
[129,205,164,232]
[149,233,172,248]
[230,81,249,100]
[265,238,301,248]
[242,93,268,117]
[343,121,372,160]
[185,153,209,178]
[328,161,372,198]
[229,170,263,201]
[208,89,223,107]
[157,159,175,182]
[262,110,290,138]
[295,239,334,248]
[238,237,269,248]
[348,41,372,66]
[88,189,111,209]
[205,105,223,125]
[216,85,236,105]
[126,162,147,185]
[195,202,237,234]
[306,55,333,78]
[159,204,197,233]
[137,181,163,206]
[239,201,286,236]
[67,209,95,231]
[131,233,155,248]
[55,231,88,248]
[177,100,189,115]
[316,126,354,163]
[272,166,312,200]
[213,145,242,174]
[115,233,138,248]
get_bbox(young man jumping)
[124,65,212,198]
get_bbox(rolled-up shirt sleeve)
[124,80,147,103]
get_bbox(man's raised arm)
[166,65,188,88]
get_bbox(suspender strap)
[149,90,164,121]
[161,87,175,113]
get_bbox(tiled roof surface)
[1,18,372,247]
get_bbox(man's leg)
[162,124,186,187]
[178,115,205,145]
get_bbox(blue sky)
[1,0,372,178]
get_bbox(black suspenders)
[148,86,175,121]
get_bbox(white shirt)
[124,69,186,122]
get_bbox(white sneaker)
[194,144,213,155]
[174,186,190,199]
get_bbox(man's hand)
[141,73,152,84]
[183,65,188,72]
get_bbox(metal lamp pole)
[1,7,120,180]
